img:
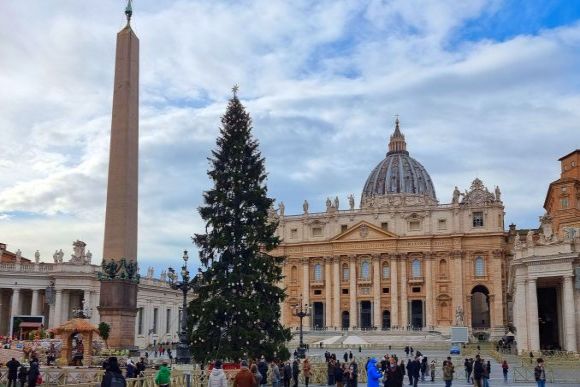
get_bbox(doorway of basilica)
[471,285,490,329]
[342,311,350,330]
[312,302,324,329]
[382,310,391,329]
[410,300,424,328]
[538,287,560,350]
[360,301,372,329]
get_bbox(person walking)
[534,359,546,387]
[302,358,311,387]
[349,351,353,361]
[17,365,28,387]
[483,360,491,387]
[409,357,420,387]
[419,358,427,382]
[154,360,171,387]
[384,357,399,387]
[501,360,509,382]
[209,360,228,387]
[473,355,484,387]
[406,359,412,386]
[252,364,263,387]
[344,352,349,363]
[292,359,300,387]
[327,358,336,386]
[429,360,436,382]
[258,356,269,387]
[335,361,344,387]
[6,357,20,387]
[465,358,473,384]
[27,359,40,387]
[442,359,454,387]
[366,358,382,387]
[271,360,281,387]
[283,361,292,387]
[397,360,406,387]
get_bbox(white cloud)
[0,1,579,268]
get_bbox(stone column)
[31,289,41,316]
[400,256,408,328]
[54,289,63,327]
[10,288,21,317]
[325,257,332,328]
[425,254,434,329]
[302,258,310,329]
[527,279,540,351]
[390,254,399,327]
[333,257,340,329]
[372,254,381,329]
[349,255,357,329]
[563,276,577,352]
[452,251,464,319]
[514,280,528,352]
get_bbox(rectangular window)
[412,287,421,293]
[382,287,390,294]
[409,221,421,231]
[137,307,143,335]
[438,219,447,230]
[314,289,322,295]
[342,288,349,295]
[166,308,171,334]
[341,224,348,233]
[561,198,569,209]
[381,222,389,231]
[473,212,484,227]
[153,308,158,334]
[290,229,298,239]
[312,227,323,237]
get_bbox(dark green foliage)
[189,91,291,362]
[98,322,111,347]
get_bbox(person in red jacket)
[234,360,257,387]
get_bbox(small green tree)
[98,322,111,348]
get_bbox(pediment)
[331,221,398,241]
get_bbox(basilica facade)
[273,120,510,338]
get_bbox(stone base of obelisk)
[98,280,138,348]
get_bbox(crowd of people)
[5,356,41,387]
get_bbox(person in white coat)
[209,360,228,387]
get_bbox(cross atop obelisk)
[98,1,140,348]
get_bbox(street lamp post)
[292,295,311,358]
[168,250,194,365]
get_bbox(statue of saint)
[455,306,464,326]
[495,186,501,202]
[526,230,534,246]
[85,250,92,264]
[334,196,339,210]
[279,202,285,217]
[53,250,59,263]
[348,194,355,210]
[303,200,309,214]
[452,186,460,204]
[58,249,64,263]
[34,250,40,264]
[15,249,22,263]
[326,197,332,211]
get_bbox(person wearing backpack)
[155,361,172,387]
[101,357,127,387]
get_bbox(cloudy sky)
[0,0,579,273]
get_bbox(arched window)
[382,263,390,279]
[314,264,322,281]
[412,259,421,278]
[291,266,297,282]
[439,259,448,279]
[342,263,349,281]
[361,261,370,279]
[475,256,485,277]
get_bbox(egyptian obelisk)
[98,0,139,348]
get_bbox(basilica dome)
[362,118,437,201]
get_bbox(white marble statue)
[326,197,332,211]
[455,306,464,326]
[526,230,534,247]
[34,250,40,264]
[303,200,309,214]
[85,250,92,264]
[495,186,501,202]
[334,196,339,210]
[160,270,167,282]
[348,194,355,210]
[15,249,22,263]
[452,186,460,204]
[58,249,64,263]
[278,201,285,217]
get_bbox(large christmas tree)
[189,87,291,362]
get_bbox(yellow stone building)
[273,119,509,338]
